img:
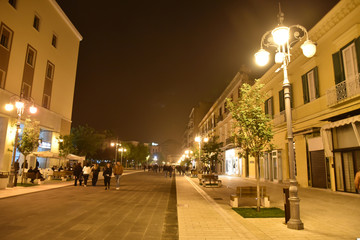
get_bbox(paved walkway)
[1,171,360,239]
[0,170,142,199]
[177,174,360,240]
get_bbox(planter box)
[0,177,8,189]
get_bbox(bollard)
[283,187,290,223]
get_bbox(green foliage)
[17,119,40,157]
[201,135,223,171]
[58,134,76,158]
[125,142,149,165]
[232,208,284,218]
[71,125,104,159]
[226,81,273,158]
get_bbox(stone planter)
[0,172,9,189]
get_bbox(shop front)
[322,115,360,193]
[225,148,242,176]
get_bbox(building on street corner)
[0,0,82,172]
[193,0,360,194]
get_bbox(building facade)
[196,0,360,194]
[0,0,82,171]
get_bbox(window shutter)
[355,36,360,75]
[314,66,320,98]
[302,74,309,104]
[270,97,274,118]
[279,89,285,112]
[265,99,269,115]
[332,51,345,84]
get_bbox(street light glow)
[271,26,290,45]
[301,40,317,58]
[255,49,270,66]
[29,105,37,114]
[5,103,14,111]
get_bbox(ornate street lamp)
[5,95,38,187]
[110,139,121,163]
[119,147,127,166]
[194,136,208,170]
[254,6,316,230]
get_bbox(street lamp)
[118,147,127,166]
[194,136,208,171]
[254,6,316,230]
[110,139,121,163]
[5,95,38,187]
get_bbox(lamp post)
[5,95,38,187]
[254,6,316,230]
[110,139,121,163]
[119,147,127,166]
[194,136,208,171]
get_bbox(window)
[42,94,50,109]
[21,82,31,99]
[224,101,228,113]
[26,46,36,67]
[265,97,273,118]
[46,62,54,79]
[302,67,319,104]
[0,25,13,50]
[52,34,57,48]
[8,0,16,8]
[219,107,222,116]
[279,85,293,112]
[0,69,5,88]
[332,37,360,84]
[33,15,40,31]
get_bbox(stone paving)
[1,171,360,240]
[0,171,176,240]
[179,174,360,240]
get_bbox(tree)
[227,80,273,211]
[17,119,40,159]
[71,125,103,160]
[201,135,223,173]
[58,134,76,158]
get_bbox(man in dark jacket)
[73,163,83,186]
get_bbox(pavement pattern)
[0,171,177,240]
[1,171,360,240]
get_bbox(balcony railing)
[327,74,360,106]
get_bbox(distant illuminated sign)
[39,142,51,149]
[152,142,158,146]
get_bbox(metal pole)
[283,62,304,230]
[7,119,20,188]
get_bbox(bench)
[53,171,73,181]
[198,174,222,187]
[230,186,270,207]
[24,172,45,184]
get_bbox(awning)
[32,151,85,161]
[320,115,360,157]
[32,151,60,158]
[66,154,85,161]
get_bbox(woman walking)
[82,163,92,187]
[103,163,112,190]
[91,163,100,186]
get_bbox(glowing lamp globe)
[301,40,316,58]
[275,52,285,64]
[271,26,290,46]
[255,49,270,66]
[5,103,14,111]
[29,105,37,114]
[15,101,24,110]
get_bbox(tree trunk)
[255,154,260,212]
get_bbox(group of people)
[73,161,124,190]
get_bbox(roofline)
[49,0,83,41]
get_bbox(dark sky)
[56,0,339,144]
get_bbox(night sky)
[56,0,339,144]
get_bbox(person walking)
[355,168,360,193]
[169,165,173,178]
[103,163,112,190]
[82,163,91,187]
[91,163,100,186]
[114,161,124,190]
[73,163,83,186]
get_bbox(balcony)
[327,74,360,106]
